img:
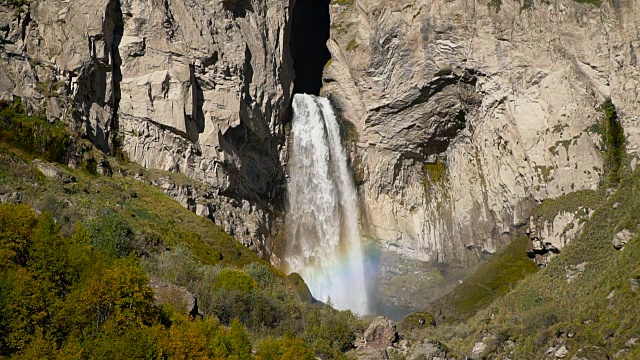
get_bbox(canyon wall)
[0,0,294,254]
[3,0,640,287]
[324,0,640,267]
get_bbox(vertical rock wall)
[324,0,640,267]
[0,0,295,253]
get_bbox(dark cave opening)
[290,0,331,95]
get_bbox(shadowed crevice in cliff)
[108,0,124,156]
[290,0,331,95]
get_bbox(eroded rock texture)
[324,0,640,268]
[3,0,640,306]
[0,0,294,254]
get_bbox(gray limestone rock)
[612,229,635,250]
[325,0,640,268]
[364,316,398,350]
[149,276,201,317]
[0,0,293,260]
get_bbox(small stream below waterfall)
[284,93,369,314]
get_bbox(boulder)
[409,340,446,360]
[565,262,588,284]
[34,160,58,178]
[471,342,486,358]
[555,345,568,358]
[286,273,313,304]
[364,316,398,350]
[0,191,22,204]
[149,277,200,317]
[613,230,635,250]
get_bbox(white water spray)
[285,94,369,314]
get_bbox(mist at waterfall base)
[284,93,371,315]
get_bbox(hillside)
[0,99,367,359]
[2,0,640,358]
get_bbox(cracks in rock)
[108,0,124,156]
[19,8,30,44]
[162,0,179,41]
[187,63,205,143]
[135,115,195,147]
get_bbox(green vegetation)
[488,0,502,13]
[601,99,626,184]
[486,0,602,11]
[287,273,314,303]
[0,104,368,358]
[330,0,354,6]
[323,58,333,71]
[420,165,640,358]
[339,117,359,143]
[0,203,256,359]
[346,39,359,52]
[256,335,315,360]
[6,0,30,12]
[35,80,65,97]
[520,0,534,11]
[423,160,447,187]
[572,0,602,6]
[214,269,258,292]
[429,237,539,323]
[534,165,554,183]
[331,21,352,36]
[552,123,569,134]
[531,189,604,223]
[0,99,73,164]
[403,312,436,331]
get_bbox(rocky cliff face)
[324,0,640,268]
[3,0,640,312]
[0,0,294,254]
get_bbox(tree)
[0,204,36,267]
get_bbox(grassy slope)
[418,172,640,359]
[0,144,261,267]
[0,103,372,359]
[428,237,539,324]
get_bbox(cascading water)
[285,93,369,315]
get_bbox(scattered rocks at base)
[286,273,313,304]
[409,340,447,360]
[149,277,201,317]
[612,229,635,250]
[569,346,607,360]
[350,347,387,360]
[0,191,22,204]
[34,160,58,178]
[32,160,77,183]
[565,262,588,283]
[364,316,398,350]
[554,345,568,358]
[471,342,486,358]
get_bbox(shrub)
[244,262,276,289]
[303,305,357,353]
[0,203,36,267]
[256,334,315,360]
[0,101,72,164]
[214,269,258,292]
[403,312,436,330]
[87,207,136,258]
[601,99,625,183]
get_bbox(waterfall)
[285,93,369,314]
